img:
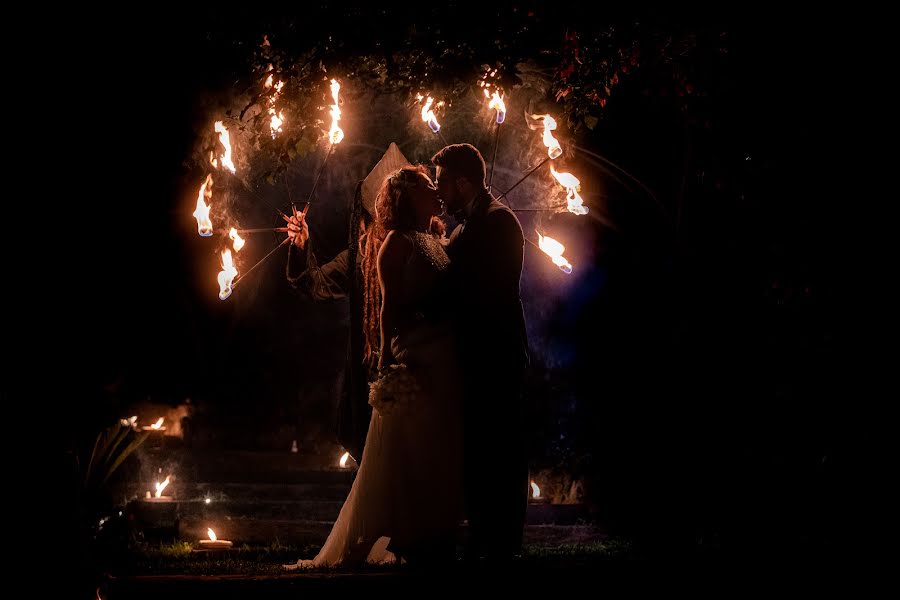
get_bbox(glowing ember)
[529,114,563,159]
[488,90,506,124]
[155,476,171,498]
[339,452,350,468]
[193,174,214,237]
[328,79,344,145]
[537,232,573,274]
[217,249,239,300]
[550,166,589,216]
[229,227,246,252]
[419,95,441,133]
[213,121,236,173]
[531,481,541,498]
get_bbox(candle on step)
[199,528,233,549]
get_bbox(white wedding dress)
[290,231,463,568]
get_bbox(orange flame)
[419,95,441,133]
[339,451,350,467]
[537,232,573,274]
[268,80,285,138]
[531,481,541,498]
[217,249,239,300]
[193,174,213,237]
[229,227,246,252]
[207,528,217,541]
[550,166,589,216]
[488,90,506,124]
[155,476,171,498]
[270,111,284,138]
[213,121,236,173]
[328,79,344,145]
[529,114,563,159]
[151,417,164,430]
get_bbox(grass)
[112,537,633,576]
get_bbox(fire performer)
[285,143,409,463]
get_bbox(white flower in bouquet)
[368,363,421,416]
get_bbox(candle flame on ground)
[155,476,171,498]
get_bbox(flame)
[120,415,138,427]
[270,111,284,138]
[151,417,164,430]
[488,90,506,124]
[328,79,344,145]
[537,232,573,274]
[207,528,217,542]
[531,481,541,498]
[213,121,236,173]
[420,96,441,133]
[155,476,171,498]
[264,73,273,88]
[229,227,245,252]
[193,174,213,237]
[529,114,563,159]
[268,80,285,138]
[339,451,350,467]
[550,166,589,216]
[217,249,239,300]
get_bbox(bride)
[290,165,463,568]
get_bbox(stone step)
[113,481,352,504]
[175,517,605,547]
[134,448,358,485]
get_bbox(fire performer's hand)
[283,211,308,249]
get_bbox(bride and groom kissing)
[285,142,529,568]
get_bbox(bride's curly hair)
[361,165,445,368]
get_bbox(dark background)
[38,4,860,560]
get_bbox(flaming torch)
[537,232,573,274]
[192,175,213,237]
[213,121,236,173]
[328,79,344,145]
[418,94,448,144]
[528,114,563,160]
[486,89,507,191]
[487,89,506,124]
[550,166,589,216]
[229,227,246,252]
[217,249,239,301]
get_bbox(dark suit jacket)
[446,190,529,378]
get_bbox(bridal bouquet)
[368,363,421,416]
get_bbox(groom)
[433,144,530,561]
